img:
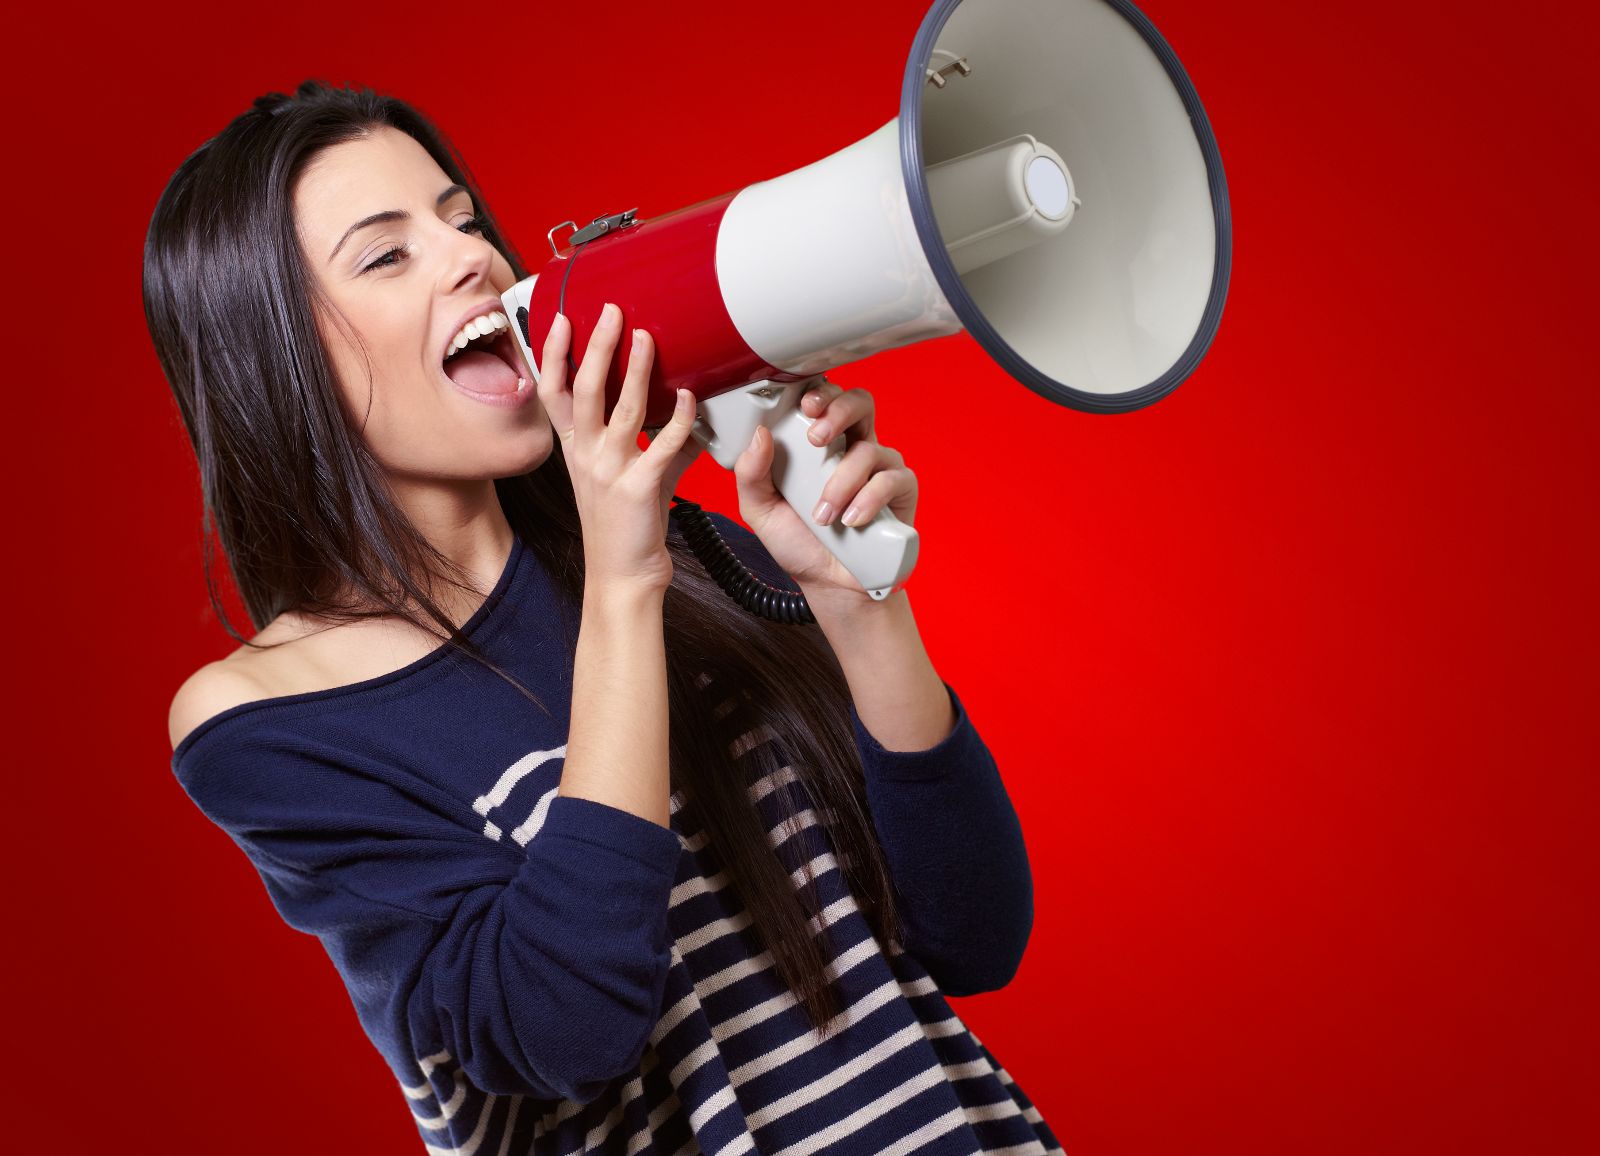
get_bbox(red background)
[10,0,1595,1152]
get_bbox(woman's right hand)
[536,302,700,596]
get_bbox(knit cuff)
[539,794,685,876]
[849,681,985,782]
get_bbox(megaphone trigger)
[694,379,917,600]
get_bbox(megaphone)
[501,0,1231,614]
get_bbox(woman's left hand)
[732,379,918,598]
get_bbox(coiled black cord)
[669,497,816,625]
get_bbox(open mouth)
[441,313,527,396]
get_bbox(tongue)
[443,348,520,395]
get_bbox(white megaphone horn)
[500,0,1232,615]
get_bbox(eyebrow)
[328,183,472,263]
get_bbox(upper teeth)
[446,311,509,358]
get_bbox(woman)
[146,79,1060,1154]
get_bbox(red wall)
[14,0,1594,1151]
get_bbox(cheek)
[321,331,422,443]
[320,335,374,425]
[491,252,519,292]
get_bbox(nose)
[441,219,493,295]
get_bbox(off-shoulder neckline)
[171,530,527,770]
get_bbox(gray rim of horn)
[899,0,1235,414]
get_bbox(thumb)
[660,438,703,500]
[733,424,783,518]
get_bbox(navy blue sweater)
[171,512,1061,1154]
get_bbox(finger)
[806,385,875,447]
[605,327,654,456]
[836,465,915,528]
[536,312,575,442]
[812,439,890,525]
[800,380,843,417]
[573,302,623,439]
[639,388,700,474]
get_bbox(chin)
[491,426,556,479]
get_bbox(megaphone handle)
[689,378,920,601]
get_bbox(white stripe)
[728,981,916,1092]
[659,958,939,1133]
[730,721,779,758]
[879,1106,971,1156]
[667,843,835,912]
[508,786,560,847]
[662,816,838,941]
[706,1129,760,1156]
[711,937,882,1043]
[963,1096,1040,1131]
[582,1090,629,1154]
[421,1092,497,1156]
[648,897,892,1101]
[687,1082,744,1140]
[686,894,857,1000]
[472,745,566,815]
[622,1076,688,1155]
[493,1096,522,1156]
[411,1068,468,1129]
[941,1059,995,1081]
[533,963,961,1156]
[400,1048,454,1098]
[767,1063,949,1156]
[748,765,801,804]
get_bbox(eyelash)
[362,214,490,274]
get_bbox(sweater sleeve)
[697,509,1034,996]
[173,729,684,1104]
[848,683,1034,997]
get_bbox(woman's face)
[294,125,550,483]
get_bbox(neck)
[384,475,515,624]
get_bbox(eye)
[457,213,489,236]
[361,244,408,274]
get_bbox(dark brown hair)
[143,79,903,1041]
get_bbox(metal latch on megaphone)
[546,209,638,256]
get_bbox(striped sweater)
[171,512,1063,1155]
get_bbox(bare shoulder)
[168,609,444,752]
[168,661,271,752]
[168,610,329,752]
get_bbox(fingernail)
[813,499,833,525]
[602,302,620,325]
[810,422,831,445]
[841,504,862,526]
[633,330,644,350]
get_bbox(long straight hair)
[143,79,904,1041]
